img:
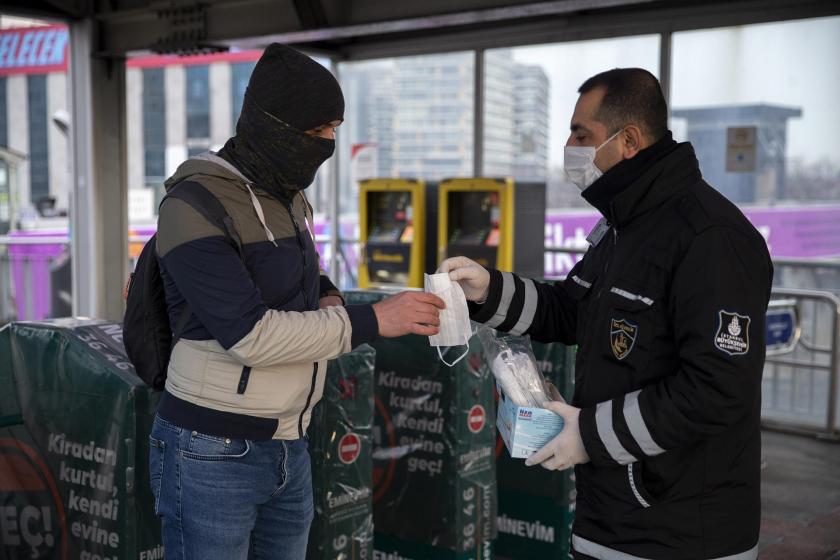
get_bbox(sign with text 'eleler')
[0,25,69,76]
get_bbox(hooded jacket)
[155,153,377,441]
[471,141,772,559]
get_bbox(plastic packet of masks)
[479,326,566,458]
[477,326,560,408]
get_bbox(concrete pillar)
[7,75,29,211]
[164,65,186,176]
[47,72,69,212]
[209,62,232,151]
[125,66,144,190]
[69,19,128,320]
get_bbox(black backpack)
[123,182,244,389]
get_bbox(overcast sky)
[510,15,840,170]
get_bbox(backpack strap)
[164,181,245,259]
[160,181,245,344]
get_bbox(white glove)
[525,401,590,471]
[438,256,490,302]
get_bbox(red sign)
[338,433,361,465]
[468,405,486,434]
[0,25,68,76]
[372,397,397,503]
[126,50,263,69]
[0,438,68,559]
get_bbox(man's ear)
[621,125,645,159]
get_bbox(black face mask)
[219,95,335,199]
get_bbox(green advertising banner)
[0,323,22,429]
[373,532,492,560]
[344,291,497,558]
[308,345,376,560]
[0,320,162,560]
[494,491,574,560]
[0,304,576,560]
[494,337,576,560]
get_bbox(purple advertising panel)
[743,205,840,259]
[543,204,840,277]
[6,205,838,320]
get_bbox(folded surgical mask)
[424,272,473,367]
[563,129,622,191]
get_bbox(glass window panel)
[2,20,73,323]
[185,64,210,140]
[0,77,7,148]
[671,16,840,206]
[336,52,475,287]
[231,61,256,129]
[27,74,49,203]
[142,67,166,184]
[672,15,840,292]
[483,35,660,210]
[483,36,659,279]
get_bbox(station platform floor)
[759,430,840,559]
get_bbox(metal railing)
[314,235,360,288]
[544,247,840,440]
[2,239,839,440]
[761,288,840,440]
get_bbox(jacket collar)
[582,133,701,227]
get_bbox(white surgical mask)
[563,129,623,191]
[424,272,474,367]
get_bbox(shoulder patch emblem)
[611,318,638,361]
[715,311,750,356]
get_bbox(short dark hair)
[578,68,668,140]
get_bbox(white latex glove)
[525,401,590,471]
[438,256,490,302]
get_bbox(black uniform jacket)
[472,141,773,560]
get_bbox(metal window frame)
[334,0,838,61]
[326,3,839,270]
[69,19,129,320]
[57,0,840,308]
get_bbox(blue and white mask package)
[478,327,565,459]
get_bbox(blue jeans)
[148,415,314,560]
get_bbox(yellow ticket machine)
[359,179,427,288]
[438,178,545,276]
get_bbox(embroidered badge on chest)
[715,311,751,356]
[610,318,638,361]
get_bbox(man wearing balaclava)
[442,69,772,560]
[149,44,444,558]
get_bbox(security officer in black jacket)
[441,68,773,560]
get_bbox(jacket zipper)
[595,224,618,299]
[285,198,311,309]
[285,194,318,439]
[299,362,319,438]
[578,224,618,400]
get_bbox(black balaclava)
[219,43,344,200]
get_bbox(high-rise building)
[391,52,475,181]
[341,51,549,189]
[339,60,396,213]
[512,63,549,182]
[483,50,516,177]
